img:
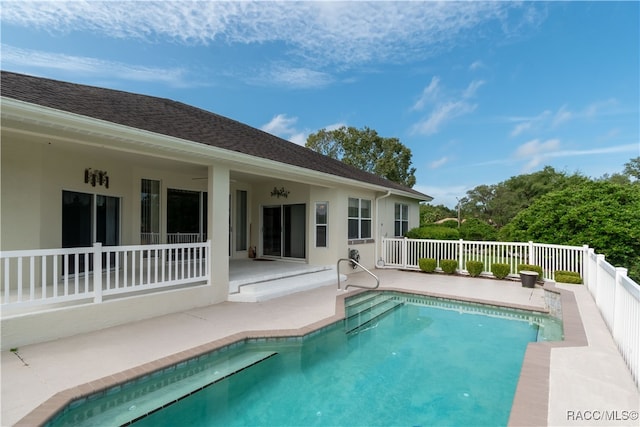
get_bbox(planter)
[519,270,538,288]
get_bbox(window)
[167,188,207,243]
[395,203,409,237]
[348,198,372,240]
[315,202,328,247]
[141,179,160,244]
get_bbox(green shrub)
[406,226,459,240]
[440,259,458,274]
[440,220,459,229]
[555,273,583,284]
[554,270,580,277]
[418,258,437,273]
[491,263,511,279]
[466,260,484,277]
[518,264,543,281]
[554,270,582,284]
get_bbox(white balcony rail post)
[93,242,103,303]
[587,248,597,294]
[528,241,535,266]
[595,254,606,306]
[458,239,464,271]
[402,237,408,269]
[582,245,589,285]
[613,267,628,341]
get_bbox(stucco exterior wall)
[1,284,217,350]
[1,137,43,250]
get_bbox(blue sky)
[2,1,638,207]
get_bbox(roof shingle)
[1,71,430,199]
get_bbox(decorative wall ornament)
[84,168,109,188]
[270,186,290,198]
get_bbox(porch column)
[207,164,230,302]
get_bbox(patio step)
[76,350,278,426]
[344,293,403,334]
[228,269,346,302]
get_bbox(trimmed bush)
[491,263,511,279]
[440,259,458,274]
[418,258,437,273]
[554,270,582,284]
[466,260,484,277]
[406,226,460,240]
[555,273,583,284]
[518,264,543,281]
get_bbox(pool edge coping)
[16,284,581,427]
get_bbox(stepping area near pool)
[2,268,639,426]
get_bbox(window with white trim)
[348,197,372,239]
[394,203,409,237]
[315,202,328,247]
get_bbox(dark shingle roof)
[1,71,430,199]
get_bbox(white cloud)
[324,122,347,132]
[250,65,334,89]
[462,80,485,99]
[412,100,477,136]
[509,99,620,137]
[584,98,618,118]
[429,157,449,169]
[514,138,561,171]
[515,138,561,158]
[1,44,190,86]
[1,1,536,69]
[260,114,309,146]
[511,140,637,173]
[548,143,639,158]
[469,60,485,71]
[411,76,440,111]
[551,105,573,128]
[410,77,483,135]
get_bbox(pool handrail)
[336,258,380,290]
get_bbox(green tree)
[623,156,640,181]
[461,166,588,227]
[419,203,456,226]
[459,218,497,241]
[306,126,417,187]
[499,180,640,282]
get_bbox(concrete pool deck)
[1,269,638,426]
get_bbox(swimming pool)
[46,292,562,426]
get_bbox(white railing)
[1,241,210,311]
[140,233,204,244]
[381,237,640,387]
[167,233,204,244]
[382,238,585,279]
[584,249,640,388]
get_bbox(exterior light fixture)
[84,168,109,188]
[270,186,290,198]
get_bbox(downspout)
[374,190,392,268]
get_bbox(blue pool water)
[47,293,562,427]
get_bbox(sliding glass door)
[262,204,306,259]
[62,190,120,273]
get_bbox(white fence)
[381,237,586,279]
[1,241,210,310]
[584,249,640,388]
[381,237,640,387]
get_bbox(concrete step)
[228,269,346,302]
